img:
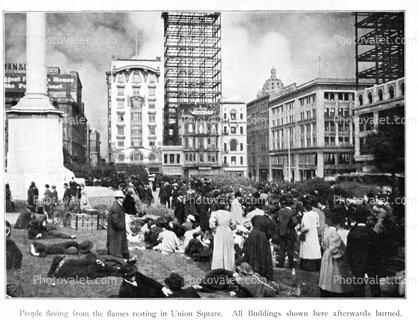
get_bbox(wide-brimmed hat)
[187,215,196,222]
[29,219,41,228]
[119,264,138,278]
[78,240,94,254]
[113,190,125,199]
[236,225,249,234]
[164,272,185,291]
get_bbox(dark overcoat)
[107,201,129,257]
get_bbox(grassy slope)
[10,225,320,298]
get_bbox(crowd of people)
[6,175,405,298]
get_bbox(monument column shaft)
[25,12,48,98]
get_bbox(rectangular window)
[117,126,124,135]
[133,73,140,83]
[149,127,155,135]
[240,156,244,165]
[177,154,180,164]
[231,127,236,134]
[240,143,244,151]
[330,137,335,146]
[118,100,124,109]
[164,154,168,164]
[133,87,140,95]
[149,101,155,109]
[118,140,124,147]
[240,113,243,120]
[325,137,330,146]
[231,156,236,165]
[149,114,155,122]
[149,140,155,146]
[118,87,124,96]
[148,87,156,96]
[240,127,244,134]
[117,114,125,122]
[224,113,227,120]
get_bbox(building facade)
[269,78,372,182]
[88,127,101,166]
[247,95,270,181]
[178,103,222,177]
[106,56,163,174]
[4,69,88,166]
[220,100,247,176]
[353,78,405,171]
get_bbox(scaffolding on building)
[354,12,404,88]
[162,12,222,145]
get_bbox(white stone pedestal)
[6,110,74,201]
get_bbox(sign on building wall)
[4,72,77,93]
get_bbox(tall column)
[6,12,73,200]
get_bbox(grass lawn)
[8,204,321,299]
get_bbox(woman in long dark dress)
[243,201,275,280]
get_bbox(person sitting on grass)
[27,219,76,240]
[117,264,172,298]
[153,222,180,254]
[30,240,79,257]
[14,205,33,229]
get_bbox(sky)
[4,11,357,158]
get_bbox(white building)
[220,100,247,177]
[106,56,163,174]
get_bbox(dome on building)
[260,67,284,96]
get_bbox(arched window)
[148,74,156,84]
[131,153,143,161]
[389,86,395,99]
[368,92,373,104]
[149,154,156,162]
[132,72,141,83]
[401,82,405,96]
[230,139,238,152]
[378,89,383,101]
[118,154,125,162]
[199,153,204,163]
[359,94,363,106]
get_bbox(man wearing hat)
[30,240,79,257]
[182,215,196,232]
[27,219,76,240]
[164,272,201,298]
[118,264,172,298]
[107,190,130,261]
[43,184,53,222]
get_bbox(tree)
[367,112,405,201]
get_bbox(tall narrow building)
[161,12,222,177]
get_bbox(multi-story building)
[269,78,372,182]
[4,68,88,165]
[178,103,222,177]
[220,100,247,176]
[106,56,163,175]
[161,12,222,146]
[353,78,405,171]
[88,127,101,166]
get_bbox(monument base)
[6,107,74,201]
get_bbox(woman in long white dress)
[299,197,321,271]
[79,184,92,212]
[209,197,236,271]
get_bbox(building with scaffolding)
[161,12,222,146]
[354,12,404,87]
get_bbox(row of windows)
[117,139,156,148]
[223,112,244,120]
[117,125,156,135]
[117,113,156,123]
[271,153,352,166]
[117,152,156,162]
[185,123,218,134]
[324,107,350,117]
[324,136,352,146]
[299,94,316,106]
[325,121,350,132]
[184,153,218,164]
[184,137,218,149]
[224,156,245,165]
[223,140,245,152]
[116,72,156,84]
[117,86,156,96]
[163,154,181,165]
[324,92,354,101]
[117,99,155,109]
[358,83,404,106]
[223,126,244,135]
[324,153,352,165]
